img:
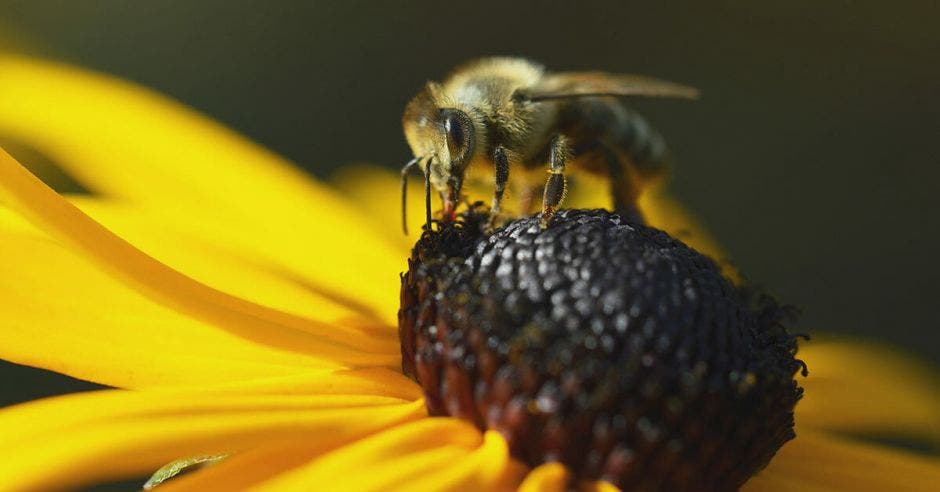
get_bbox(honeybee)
[401,57,698,233]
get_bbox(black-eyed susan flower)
[0,55,938,491]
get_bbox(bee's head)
[403,83,480,220]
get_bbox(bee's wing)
[516,72,699,102]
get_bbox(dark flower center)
[398,206,805,491]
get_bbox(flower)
[0,55,938,491]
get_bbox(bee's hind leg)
[539,135,569,228]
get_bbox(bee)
[400,57,698,233]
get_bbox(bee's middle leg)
[492,146,509,215]
[540,135,569,228]
[485,145,510,231]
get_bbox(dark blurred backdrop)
[1,1,938,409]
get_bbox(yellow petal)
[1,371,422,446]
[254,419,521,491]
[0,150,401,377]
[0,202,408,387]
[156,372,423,490]
[745,430,940,491]
[518,463,570,492]
[516,463,623,492]
[0,55,404,321]
[164,434,521,492]
[405,431,528,491]
[152,441,336,492]
[0,226,326,386]
[0,387,426,491]
[170,367,423,401]
[797,339,940,443]
[333,165,432,251]
[582,480,621,492]
[70,196,398,348]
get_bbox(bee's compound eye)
[445,116,465,149]
[440,109,473,161]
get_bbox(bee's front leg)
[540,135,569,228]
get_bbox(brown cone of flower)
[399,206,805,491]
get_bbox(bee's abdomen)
[399,207,804,491]
[555,98,670,177]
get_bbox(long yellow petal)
[0,150,401,375]
[153,441,338,491]
[745,430,940,491]
[254,419,522,491]
[0,55,404,321]
[0,392,409,448]
[797,339,940,444]
[162,434,522,492]
[0,387,426,491]
[0,203,407,387]
[166,367,423,401]
[70,197,398,348]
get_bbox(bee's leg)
[399,156,421,235]
[487,146,510,229]
[492,146,510,214]
[540,135,569,228]
[600,143,646,224]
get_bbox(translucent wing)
[516,72,699,102]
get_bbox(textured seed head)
[398,206,805,491]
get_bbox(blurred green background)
[1,0,937,414]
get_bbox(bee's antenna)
[424,156,433,231]
[400,156,421,235]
